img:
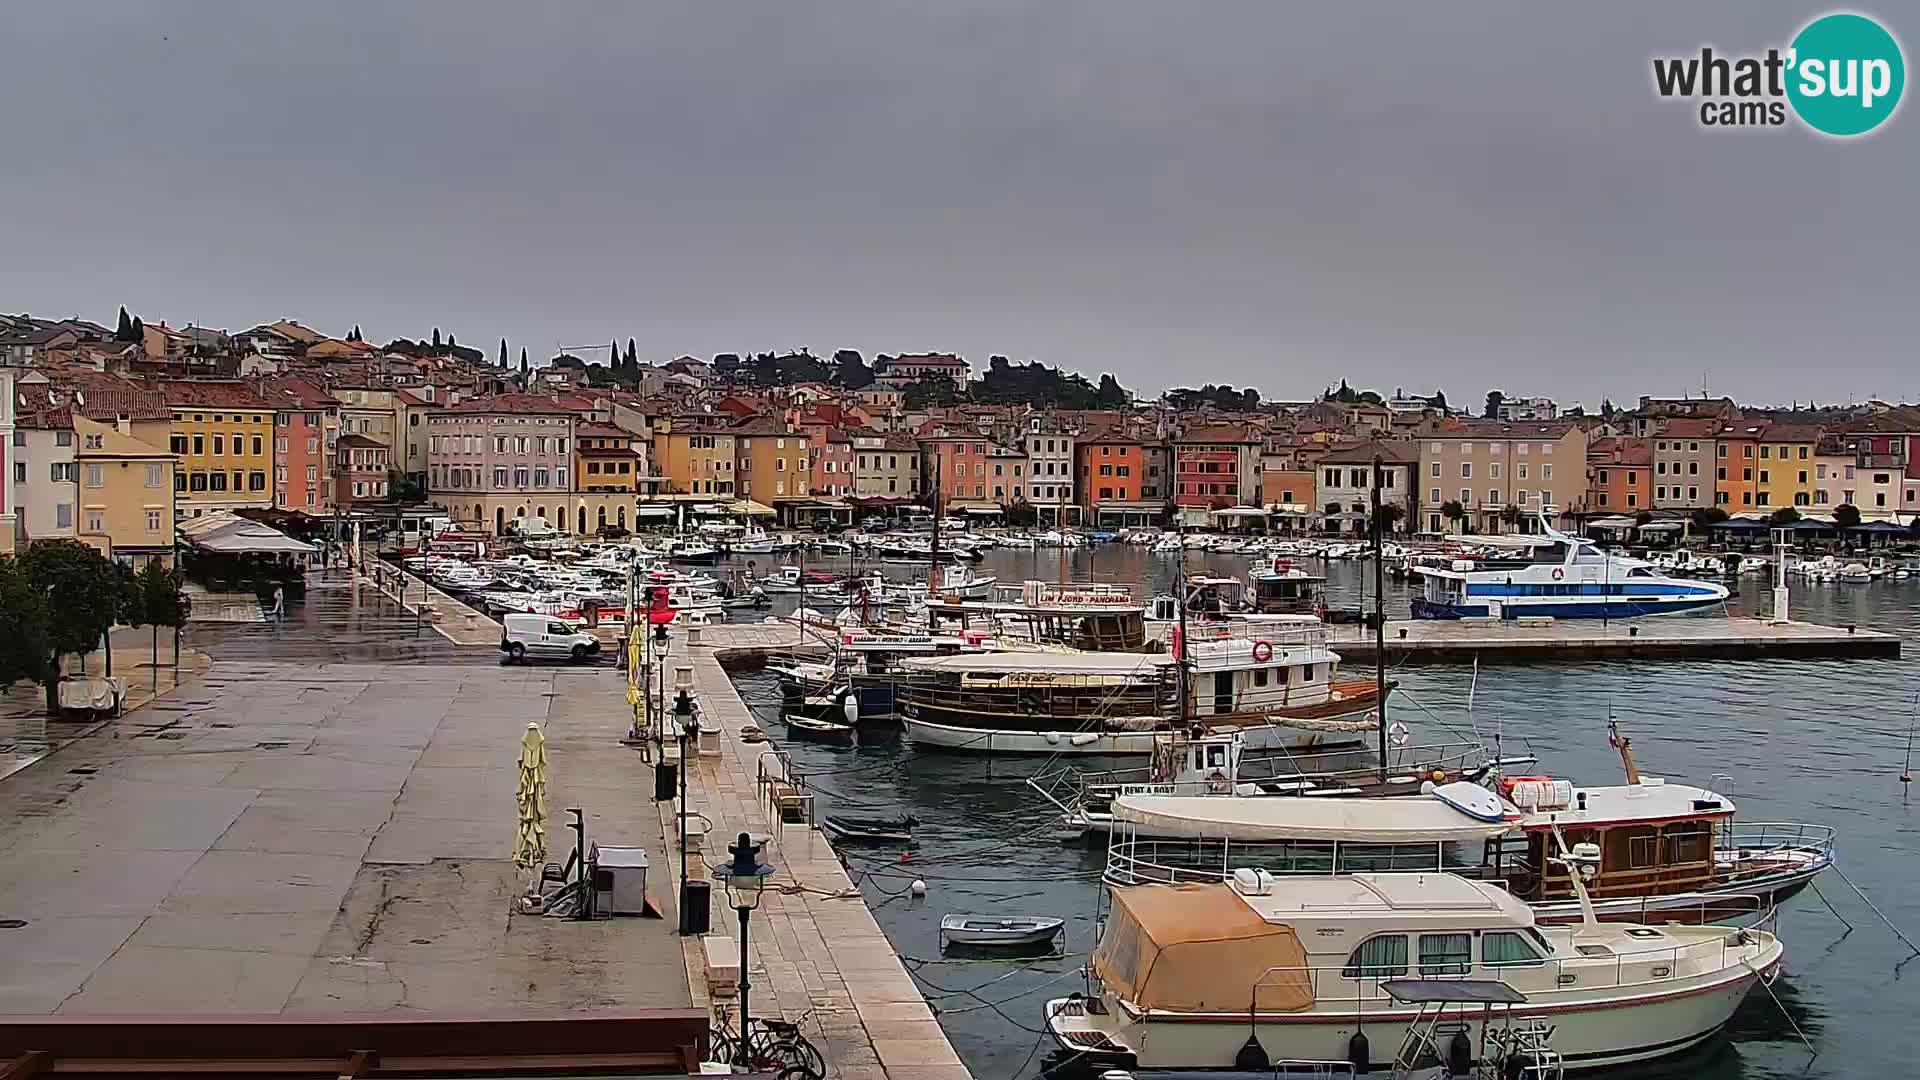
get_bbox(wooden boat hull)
[902,696,1380,756]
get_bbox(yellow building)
[159,381,277,518]
[74,416,176,567]
[1756,423,1822,511]
[732,416,811,504]
[576,423,642,493]
[652,418,736,496]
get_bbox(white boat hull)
[903,716,1373,756]
[1049,956,1776,1071]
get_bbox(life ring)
[1389,721,1411,747]
[1251,640,1274,663]
[1551,568,1565,581]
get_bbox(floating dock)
[1324,616,1900,664]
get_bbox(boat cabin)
[1179,620,1351,719]
[1247,558,1327,615]
[1489,777,1733,903]
[927,581,1146,650]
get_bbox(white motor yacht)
[1047,868,1781,1072]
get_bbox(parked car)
[500,612,601,664]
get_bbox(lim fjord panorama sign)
[1653,11,1904,136]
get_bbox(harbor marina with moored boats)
[402,518,1914,1076]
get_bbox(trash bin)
[681,878,711,935]
[654,761,678,802]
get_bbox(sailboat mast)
[1371,453,1389,784]
[929,452,943,593]
[1174,515,1192,725]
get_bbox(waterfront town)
[4,310,1919,556]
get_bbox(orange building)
[1713,421,1767,510]
[1586,437,1652,513]
[920,431,992,507]
[1076,430,1162,526]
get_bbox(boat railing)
[1181,620,1330,649]
[1103,837,1468,888]
[1722,822,1837,861]
[1053,737,1499,796]
[1227,908,1778,1010]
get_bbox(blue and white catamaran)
[1410,510,1728,619]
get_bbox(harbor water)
[726,545,1920,1079]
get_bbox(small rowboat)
[939,914,1065,948]
[821,814,919,844]
[785,713,856,745]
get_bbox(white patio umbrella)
[513,722,548,872]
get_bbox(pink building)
[426,394,577,535]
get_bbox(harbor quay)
[0,580,967,1078]
[1324,614,1901,664]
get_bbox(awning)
[1849,520,1908,533]
[1111,794,1518,843]
[1265,503,1311,516]
[634,505,676,518]
[1711,518,1769,530]
[726,500,776,517]
[1210,507,1271,519]
[962,507,1004,516]
[1586,515,1639,528]
[1637,521,1684,533]
[182,514,318,555]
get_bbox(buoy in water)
[910,879,927,897]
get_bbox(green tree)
[1004,499,1039,527]
[1768,506,1801,526]
[130,315,145,342]
[610,339,622,378]
[135,559,190,684]
[0,555,53,694]
[831,350,874,389]
[625,338,638,372]
[1484,390,1505,419]
[1441,500,1467,532]
[349,324,362,342]
[431,327,441,349]
[1429,390,1449,413]
[1372,502,1405,535]
[114,306,135,341]
[18,541,124,713]
[1833,503,1861,529]
[388,469,426,504]
[1096,373,1130,408]
[1499,503,1526,530]
[499,338,508,367]
[903,374,962,408]
[520,347,529,374]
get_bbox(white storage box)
[591,844,651,915]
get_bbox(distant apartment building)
[0,369,13,553]
[986,443,1026,506]
[874,352,970,385]
[850,431,920,500]
[73,415,176,567]
[813,428,854,498]
[1495,396,1557,422]
[921,432,993,507]
[260,377,339,514]
[1078,429,1158,527]
[1585,437,1651,513]
[159,380,276,518]
[1756,424,1821,510]
[1712,420,1766,510]
[652,419,737,498]
[1172,425,1261,516]
[13,408,76,543]
[1316,441,1416,535]
[1651,419,1716,509]
[575,423,642,494]
[1024,418,1079,524]
[426,394,579,535]
[1417,420,1590,534]
[731,416,811,505]
[334,434,390,509]
[1835,410,1920,520]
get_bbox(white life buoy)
[1551,568,1565,581]
[1389,721,1411,747]
[1251,640,1274,663]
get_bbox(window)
[1482,931,1546,967]
[56,503,73,529]
[1542,464,1553,481]
[83,464,104,487]
[1743,445,1753,457]
[83,510,103,533]
[1743,468,1753,481]
[211,435,223,455]
[1418,933,1472,976]
[1430,461,1440,477]
[1489,489,1501,504]
[1489,463,1502,479]
[55,430,73,447]
[51,462,77,482]
[147,508,164,531]
[249,472,266,492]
[1344,935,1408,979]
[252,435,263,455]
[209,472,227,492]
[1760,445,1771,459]
[1430,487,1442,503]
[1517,464,1528,479]
[1461,462,1472,478]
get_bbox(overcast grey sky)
[2,3,1912,405]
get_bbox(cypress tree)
[431,327,441,349]
[520,347,529,374]
[115,306,133,341]
[499,338,508,367]
[626,337,638,370]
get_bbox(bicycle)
[708,1004,827,1079]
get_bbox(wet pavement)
[0,590,686,1015]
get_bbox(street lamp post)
[711,832,774,1044]
[676,689,700,934]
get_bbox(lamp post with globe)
[711,832,775,1041]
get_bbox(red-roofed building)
[1172,424,1261,516]
[1076,428,1157,526]
[335,433,391,508]
[874,353,970,386]
[1586,437,1653,514]
[1652,418,1717,509]
[257,376,341,514]
[158,380,277,517]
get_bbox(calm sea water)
[727,546,1920,1079]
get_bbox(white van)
[500,612,601,664]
